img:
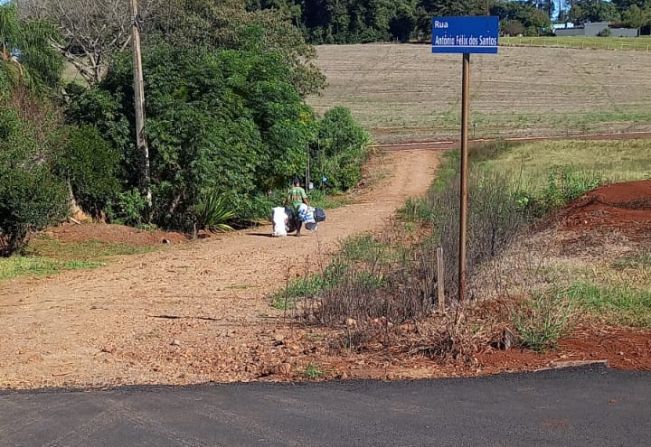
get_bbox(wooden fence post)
[437,247,445,313]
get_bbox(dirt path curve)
[0,150,438,389]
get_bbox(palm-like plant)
[0,3,62,92]
[192,192,235,233]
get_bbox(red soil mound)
[46,223,188,246]
[558,180,651,240]
[476,327,651,372]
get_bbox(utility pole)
[130,0,152,210]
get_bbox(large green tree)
[68,33,367,229]
[568,0,620,24]
[0,3,62,91]
[491,1,551,35]
[147,0,325,96]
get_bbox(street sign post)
[432,16,499,303]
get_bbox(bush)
[54,125,121,217]
[68,42,368,230]
[524,167,603,216]
[0,98,68,256]
[107,189,148,227]
[513,293,574,352]
[421,164,532,300]
[0,166,68,256]
[312,107,370,191]
[501,20,525,36]
[192,192,235,233]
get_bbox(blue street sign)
[432,16,499,54]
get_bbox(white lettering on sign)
[434,36,455,45]
[434,34,498,47]
[434,20,448,29]
[479,36,498,46]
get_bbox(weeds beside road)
[277,138,651,360]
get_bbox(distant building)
[555,22,639,37]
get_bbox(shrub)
[501,20,525,36]
[0,166,68,256]
[513,293,574,352]
[68,42,368,230]
[312,107,370,191]
[54,125,121,217]
[107,189,148,227]
[528,167,603,215]
[0,98,68,256]
[192,192,235,233]
[69,44,315,228]
[422,167,532,300]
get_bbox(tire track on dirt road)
[0,149,439,389]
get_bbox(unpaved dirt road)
[0,150,438,389]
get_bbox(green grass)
[271,234,394,309]
[0,257,103,281]
[303,363,325,379]
[478,139,651,192]
[501,36,651,51]
[513,293,574,352]
[562,282,651,328]
[308,189,352,209]
[27,237,156,261]
[272,268,339,310]
[432,109,651,135]
[0,236,158,282]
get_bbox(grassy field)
[474,139,651,330]
[478,139,651,191]
[501,36,651,51]
[309,44,651,143]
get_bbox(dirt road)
[0,150,438,389]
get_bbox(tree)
[491,1,551,35]
[150,0,325,96]
[621,4,651,28]
[69,42,312,228]
[0,3,62,91]
[390,2,417,42]
[502,19,526,36]
[19,0,162,85]
[612,0,651,10]
[0,91,68,256]
[528,0,555,20]
[568,0,620,24]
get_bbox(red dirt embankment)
[46,223,188,246]
[558,179,651,240]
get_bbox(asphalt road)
[1,365,650,447]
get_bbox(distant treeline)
[246,0,651,43]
